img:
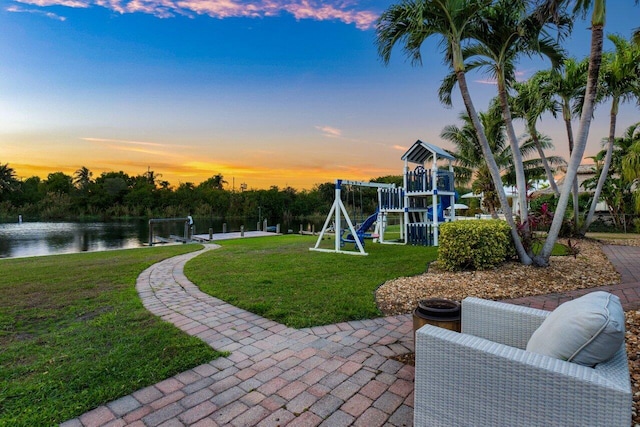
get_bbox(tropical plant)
[376,0,537,265]
[0,163,18,197]
[511,79,563,196]
[442,107,564,222]
[580,34,640,233]
[438,0,567,243]
[584,122,640,226]
[73,166,93,191]
[532,57,588,232]
[199,173,228,190]
[622,124,640,212]
[442,109,508,217]
[501,134,565,187]
[44,172,73,194]
[536,0,639,263]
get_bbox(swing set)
[309,179,396,256]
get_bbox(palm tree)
[511,79,563,196]
[376,0,534,265]
[0,163,18,197]
[533,58,588,232]
[443,0,567,242]
[200,174,228,190]
[502,134,565,188]
[621,123,640,212]
[444,107,564,223]
[73,166,93,191]
[442,109,509,218]
[537,0,639,263]
[580,34,640,234]
[583,123,640,226]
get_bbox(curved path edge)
[62,244,416,427]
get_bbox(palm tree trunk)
[497,76,530,238]
[538,22,605,264]
[562,113,580,233]
[456,70,532,265]
[580,102,618,234]
[530,125,560,196]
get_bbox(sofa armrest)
[461,297,549,349]
[415,324,631,427]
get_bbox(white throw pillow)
[526,291,625,366]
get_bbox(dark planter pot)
[413,298,461,340]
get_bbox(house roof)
[401,140,455,164]
[533,164,597,196]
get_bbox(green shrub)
[438,220,512,271]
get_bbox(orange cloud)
[82,137,187,148]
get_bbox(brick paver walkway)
[504,245,640,311]
[62,243,640,427]
[62,245,415,427]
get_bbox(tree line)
[0,165,406,222]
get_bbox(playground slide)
[427,197,453,222]
[342,211,378,245]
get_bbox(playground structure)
[310,180,396,256]
[310,140,456,255]
[380,140,456,247]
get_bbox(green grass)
[185,235,437,328]
[532,241,571,256]
[0,246,224,427]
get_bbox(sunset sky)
[1,1,638,190]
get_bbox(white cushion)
[526,291,625,366]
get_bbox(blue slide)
[341,210,378,248]
[427,196,453,222]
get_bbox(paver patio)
[62,243,640,426]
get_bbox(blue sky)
[1,1,638,189]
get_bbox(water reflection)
[0,221,145,259]
[0,218,323,259]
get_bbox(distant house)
[532,164,608,211]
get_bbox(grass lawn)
[0,246,224,427]
[532,240,571,256]
[185,234,438,328]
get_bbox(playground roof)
[401,140,455,164]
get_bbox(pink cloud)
[10,0,379,29]
[6,4,68,19]
[15,0,89,7]
[285,1,377,30]
[315,125,342,138]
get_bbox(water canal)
[0,217,322,259]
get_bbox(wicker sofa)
[414,297,632,427]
